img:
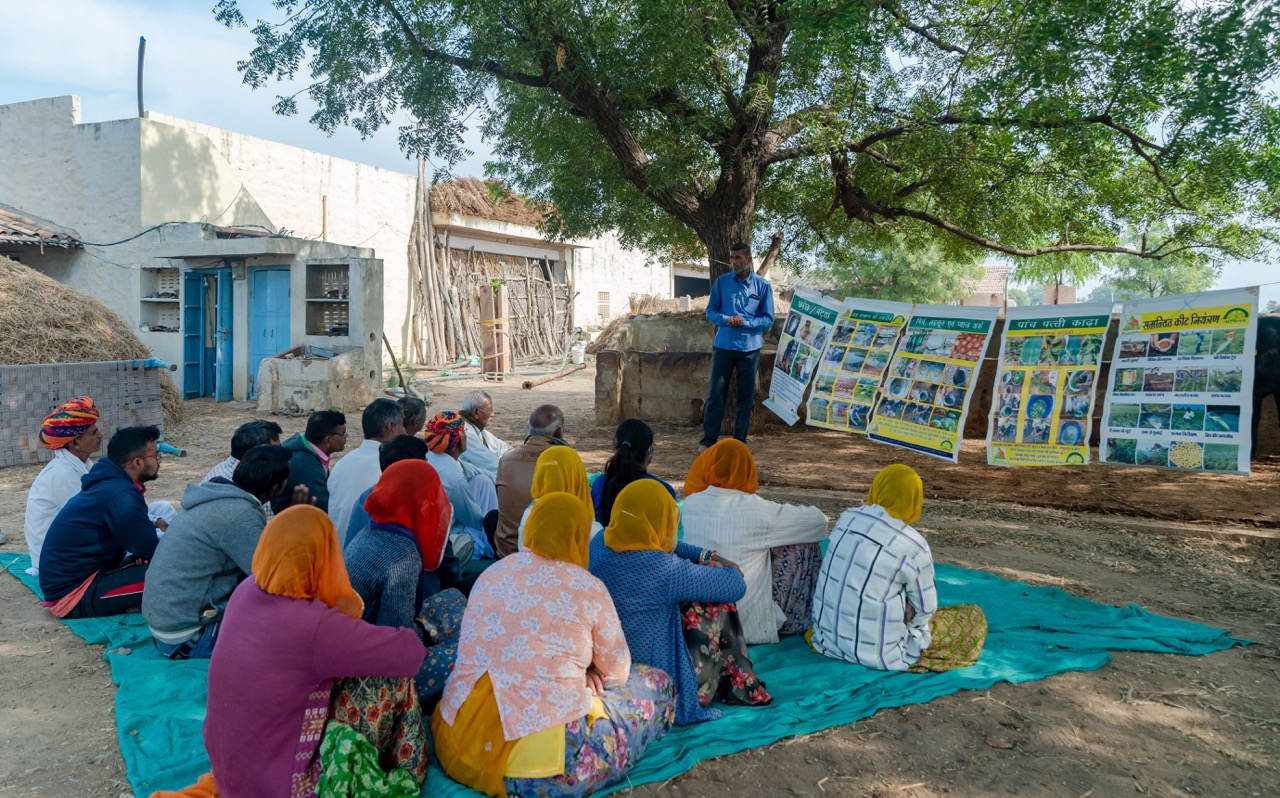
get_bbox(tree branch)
[700,13,747,126]
[881,2,968,55]
[755,230,785,276]
[768,125,910,165]
[381,0,703,226]
[380,1,551,87]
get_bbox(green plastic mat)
[0,552,1242,797]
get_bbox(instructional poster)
[807,298,912,434]
[867,305,999,462]
[763,288,842,426]
[987,305,1112,466]
[1099,288,1258,475]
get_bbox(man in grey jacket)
[141,445,293,659]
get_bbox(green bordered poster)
[1099,287,1258,475]
[866,305,999,462]
[763,288,843,425]
[806,298,912,434]
[986,304,1112,467]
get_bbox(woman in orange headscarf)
[680,439,830,645]
[433,493,675,798]
[809,464,987,673]
[173,506,430,798]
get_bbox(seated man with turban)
[424,412,498,562]
[24,397,104,576]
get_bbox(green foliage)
[387,358,418,388]
[1006,287,1038,307]
[810,240,984,304]
[1265,299,1280,313]
[1103,257,1218,299]
[216,0,1280,279]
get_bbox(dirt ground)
[1,362,1277,797]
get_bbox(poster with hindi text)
[986,304,1112,466]
[763,288,842,425]
[1099,288,1257,475]
[807,298,912,434]
[866,305,999,462]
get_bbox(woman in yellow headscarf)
[167,506,430,798]
[590,480,771,726]
[433,492,675,797]
[516,445,602,548]
[680,439,830,645]
[808,464,987,672]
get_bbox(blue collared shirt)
[706,270,775,351]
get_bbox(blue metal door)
[215,269,234,401]
[249,268,291,400]
[182,272,205,398]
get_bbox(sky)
[3,1,1276,307]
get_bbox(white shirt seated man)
[458,390,513,477]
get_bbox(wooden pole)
[522,364,586,389]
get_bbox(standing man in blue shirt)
[700,242,776,452]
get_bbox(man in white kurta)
[327,399,405,536]
[24,397,105,576]
[681,487,828,644]
[458,390,513,477]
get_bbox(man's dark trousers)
[701,346,761,447]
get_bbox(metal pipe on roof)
[137,37,146,118]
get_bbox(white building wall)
[0,96,143,314]
[569,230,672,326]
[1,97,671,371]
[146,113,418,359]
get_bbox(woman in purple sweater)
[200,505,428,797]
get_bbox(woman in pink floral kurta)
[432,492,675,798]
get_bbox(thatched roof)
[429,178,546,228]
[0,255,184,424]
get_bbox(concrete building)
[959,265,1012,309]
[130,112,671,335]
[0,95,672,401]
[0,96,382,405]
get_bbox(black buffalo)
[1253,314,1280,458]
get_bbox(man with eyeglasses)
[458,389,513,477]
[271,410,346,514]
[38,426,168,619]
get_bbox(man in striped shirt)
[809,503,937,670]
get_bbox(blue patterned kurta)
[588,537,745,725]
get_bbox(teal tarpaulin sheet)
[0,552,1242,797]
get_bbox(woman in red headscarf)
[344,458,467,706]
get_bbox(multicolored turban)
[37,397,100,450]
[423,411,466,454]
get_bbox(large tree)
[216,0,1280,280]
[1086,257,1217,301]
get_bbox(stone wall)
[595,349,779,437]
[0,360,164,468]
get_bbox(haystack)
[0,255,185,424]
[429,178,546,228]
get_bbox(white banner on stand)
[806,298,913,434]
[763,288,843,425]
[1099,288,1258,474]
[866,304,999,462]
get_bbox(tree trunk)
[697,204,756,283]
